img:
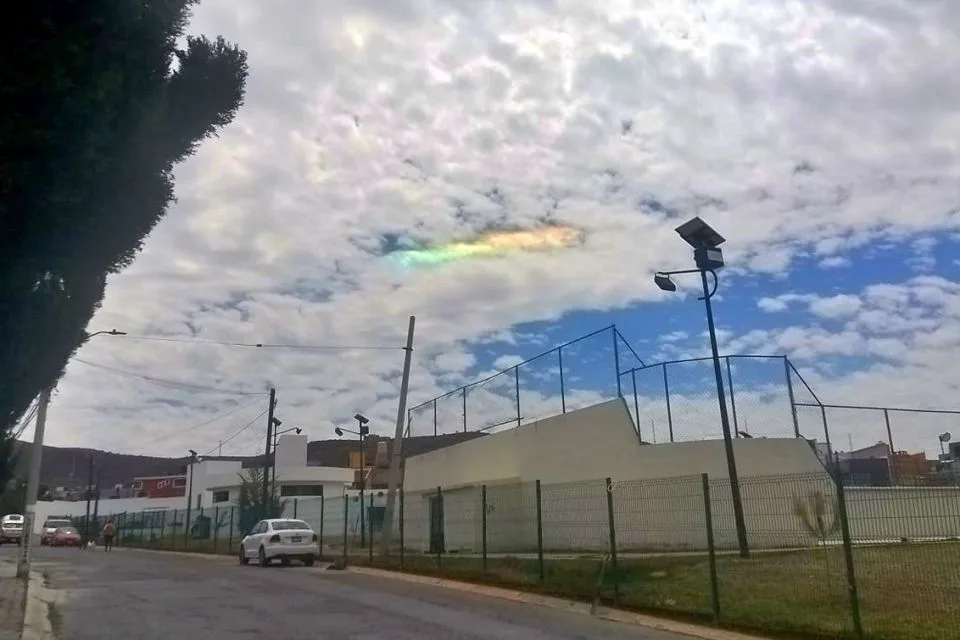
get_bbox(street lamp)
[185,449,198,546]
[17,327,127,579]
[271,426,302,497]
[654,216,750,558]
[337,417,371,546]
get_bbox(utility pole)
[83,454,94,546]
[380,316,416,556]
[17,386,52,579]
[261,388,276,517]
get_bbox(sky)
[23,0,960,461]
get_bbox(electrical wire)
[115,334,404,351]
[135,397,266,449]
[202,409,268,456]
[13,397,40,439]
[72,358,267,396]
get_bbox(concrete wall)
[31,496,189,533]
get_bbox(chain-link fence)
[406,325,644,437]
[98,471,959,640]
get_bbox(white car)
[1,514,24,545]
[239,519,319,567]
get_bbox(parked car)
[41,519,73,546]
[0,514,24,546]
[239,519,319,567]
[50,527,82,547]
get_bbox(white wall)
[275,434,308,468]
[31,496,189,533]
[404,398,827,492]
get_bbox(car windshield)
[5,516,23,522]
[57,527,78,534]
[271,520,310,531]
[46,520,70,527]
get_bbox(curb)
[345,566,769,640]
[20,573,52,640]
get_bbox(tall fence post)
[612,326,622,397]
[604,477,619,603]
[835,475,864,639]
[784,356,801,437]
[535,480,544,584]
[514,366,521,427]
[663,364,675,442]
[883,409,896,483]
[433,399,438,437]
[213,506,219,554]
[558,346,566,413]
[701,473,721,622]
[820,405,834,469]
[159,511,166,549]
[725,357,739,434]
[462,388,467,432]
[227,507,234,554]
[631,369,641,442]
[318,486,325,556]
[342,493,349,566]
[435,486,443,572]
[293,498,298,519]
[399,487,405,569]
[368,492,374,565]
[481,484,488,572]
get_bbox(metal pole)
[884,409,896,485]
[185,454,195,547]
[725,357,739,434]
[319,486,325,554]
[433,399,438,438]
[380,316,416,556]
[784,356,801,437]
[359,427,365,548]
[213,506,219,554]
[514,366,521,427]
[604,477,619,603]
[17,386,52,579]
[631,369,641,442]
[83,454,94,546]
[558,347,566,414]
[342,493,349,566]
[399,487,405,567]
[462,388,467,432]
[535,480,544,584]
[820,405,834,471]
[663,364,675,442]
[702,473,721,622]
[701,269,749,558]
[481,484,488,572]
[835,475,864,638]
[612,327,622,397]
[262,388,276,516]
[368,492,374,564]
[227,507,234,553]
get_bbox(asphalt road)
[3,545,697,640]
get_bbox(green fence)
[89,472,958,640]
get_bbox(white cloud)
[809,294,862,318]
[19,0,960,460]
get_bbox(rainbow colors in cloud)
[390,226,582,267]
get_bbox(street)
[1,545,696,640]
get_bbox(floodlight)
[295,427,302,435]
[335,427,344,437]
[675,216,725,249]
[654,273,677,292]
[188,449,197,457]
[271,417,282,427]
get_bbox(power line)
[202,409,268,456]
[13,397,40,439]
[136,397,266,449]
[115,334,403,351]
[72,358,267,396]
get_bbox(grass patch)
[357,542,960,640]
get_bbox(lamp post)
[271,426,302,498]
[185,449,198,546]
[654,217,749,558]
[336,413,370,546]
[17,329,126,579]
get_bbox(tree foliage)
[0,1,248,486]
[236,467,285,534]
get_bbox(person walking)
[102,520,116,551]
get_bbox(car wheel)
[280,556,291,567]
[258,546,269,568]
[303,556,315,567]
[239,547,249,565]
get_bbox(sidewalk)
[0,562,27,640]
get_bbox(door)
[245,521,265,556]
[428,495,445,554]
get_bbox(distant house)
[133,474,187,498]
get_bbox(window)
[280,484,324,497]
[271,520,310,531]
[173,478,186,488]
[133,480,143,490]
[212,490,229,503]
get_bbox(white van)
[0,514,24,545]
